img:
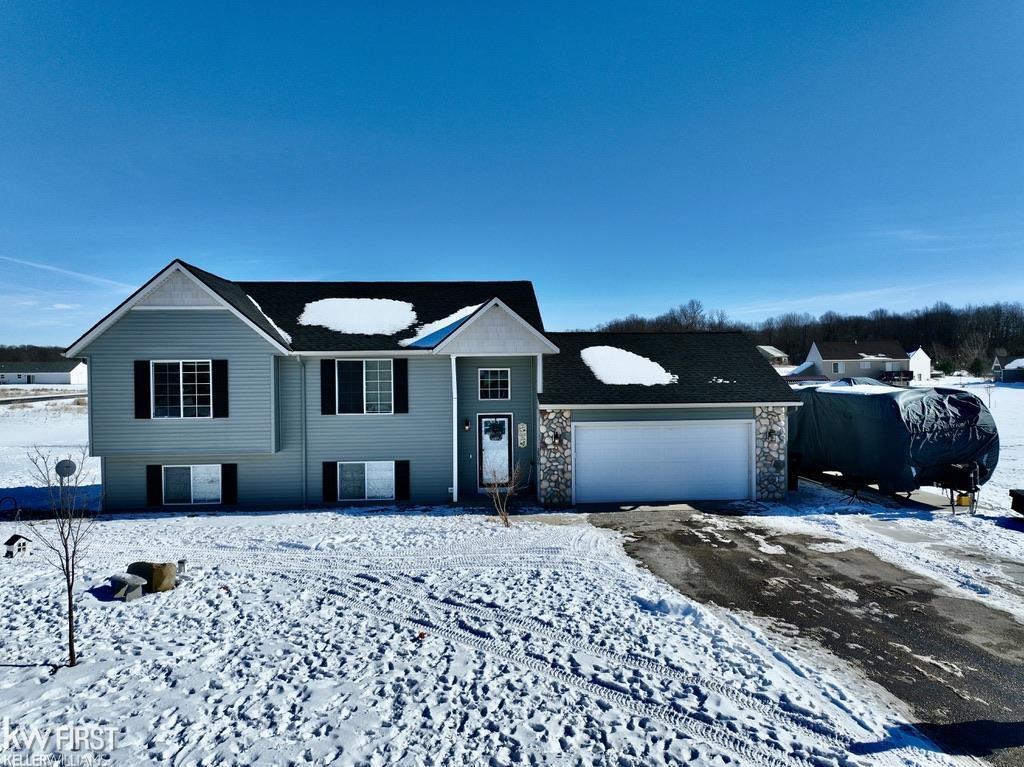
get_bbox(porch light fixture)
[463,418,471,432]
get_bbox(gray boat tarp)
[788,379,1000,493]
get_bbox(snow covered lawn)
[1,510,967,766]
[0,399,99,509]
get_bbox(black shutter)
[395,460,411,501]
[393,359,409,414]
[320,360,336,415]
[134,361,151,419]
[221,463,238,504]
[336,361,363,414]
[212,360,229,418]
[146,465,162,506]
[322,462,338,503]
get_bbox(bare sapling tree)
[24,446,94,668]
[485,460,529,528]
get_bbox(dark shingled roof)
[0,360,82,374]
[67,259,546,354]
[813,340,908,360]
[541,332,800,406]
[235,279,545,352]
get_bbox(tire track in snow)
[321,578,835,767]
[349,571,860,752]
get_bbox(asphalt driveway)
[588,504,1024,766]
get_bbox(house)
[803,340,911,381]
[0,360,87,386]
[1000,357,1024,384]
[756,345,790,366]
[4,534,31,558]
[65,260,800,511]
[907,347,931,382]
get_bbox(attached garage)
[538,331,803,505]
[572,419,755,503]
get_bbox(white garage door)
[573,420,754,503]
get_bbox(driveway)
[588,503,1024,766]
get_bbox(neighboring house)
[756,345,790,366]
[804,340,911,381]
[907,347,931,381]
[66,260,799,511]
[0,360,87,385]
[999,357,1024,383]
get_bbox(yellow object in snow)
[956,493,973,507]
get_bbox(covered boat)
[789,379,999,494]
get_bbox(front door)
[478,414,512,489]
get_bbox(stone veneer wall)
[538,409,572,504]
[755,406,788,501]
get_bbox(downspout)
[299,357,308,507]
[451,354,458,503]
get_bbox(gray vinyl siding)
[84,310,280,456]
[457,356,537,496]
[306,356,454,504]
[102,356,306,510]
[571,407,755,422]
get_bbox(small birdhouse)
[4,534,31,558]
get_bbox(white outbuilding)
[908,347,932,382]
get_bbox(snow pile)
[581,346,678,385]
[398,303,482,348]
[246,294,292,344]
[297,298,416,335]
[0,510,966,765]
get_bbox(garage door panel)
[574,421,752,503]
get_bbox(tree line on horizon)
[594,299,1024,374]
[0,344,68,362]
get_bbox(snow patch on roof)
[818,380,902,395]
[1005,358,1024,370]
[298,298,416,336]
[398,304,483,348]
[246,294,292,344]
[580,346,678,386]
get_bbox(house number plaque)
[517,422,528,448]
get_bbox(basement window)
[338,461,395,501]
[163,464,221,505]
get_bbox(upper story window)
[364,360,393,414]
[336,359,393,415]
[152,360,212,418]
[479,368,510,400]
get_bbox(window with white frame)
[831,362,842,374]
[478,368,510,400]
[363,360,393,414]
[338,461,395,500]
[153,360,212,418]
[162,464,221,504]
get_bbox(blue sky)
[1,2,1021,345]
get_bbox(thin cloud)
[728,282,951,318]
[51,303,80,310]
[0,255,134,290]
